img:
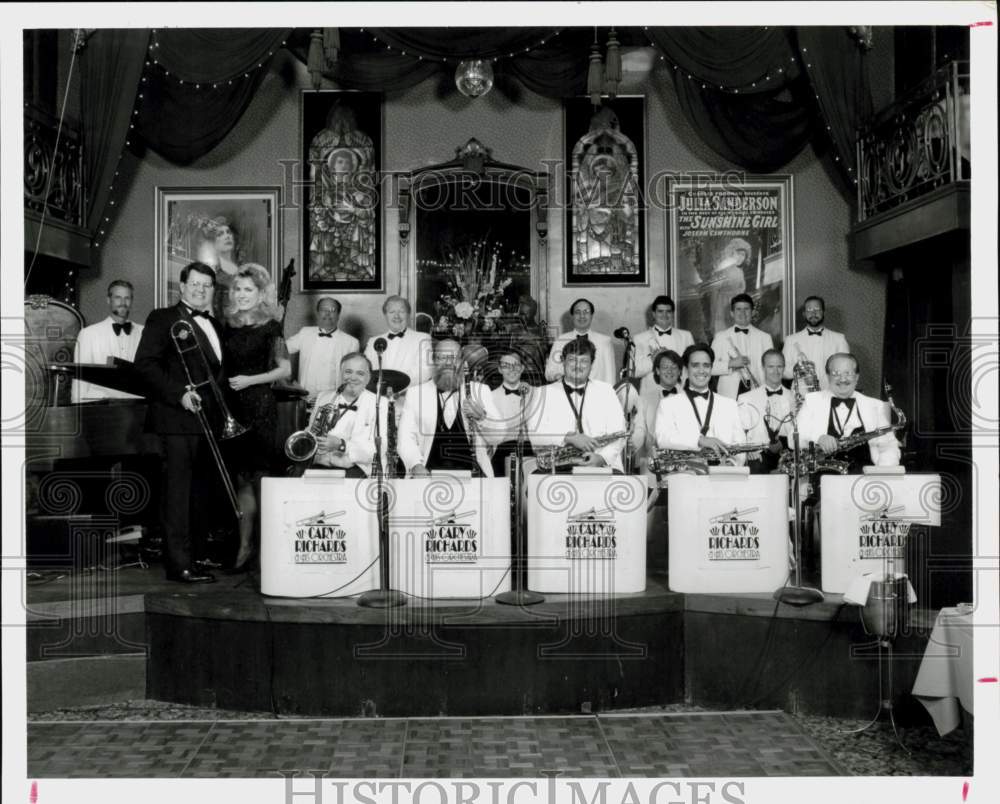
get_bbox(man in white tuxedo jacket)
[287,296,360,401]
[531,337,626,472]
[397,339,504,477]
[72,280,144,401]
[364,295,433,388]
[737,349,794,473]
[710,293,774,398]
[633,295,694,395]
[782,295,849,392]
[656,343,748,466]
[545,297,617,385]
[797,353,900,469]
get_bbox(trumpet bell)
[285,429,318,462]
[220,415,249,441]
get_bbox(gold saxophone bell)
[285,402,336,466]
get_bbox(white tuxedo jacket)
[654,390,748,465]
[309,388,387,473]
[397,379,505,476]
[545,329,617,385]
[491,383,543,442]
[737,385,794,444]
[782,327,849,391]
[364,329,433,388]
[287,326,360,397]
[632,326,694,395]
[797,390,900,467]
[710,325,774,398]
[529,379,626,472]
[72,316,145,401]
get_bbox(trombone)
[170,319,248,520]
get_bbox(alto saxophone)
[650,441,772,476]
[536,430,630,472]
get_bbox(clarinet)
[384,387,399,479]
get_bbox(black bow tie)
[504,387,522,396]
[388,330,406,340]
[318,330,335,338]
[808,329,823,336]
[564,383,585,396]
[766,388,783,397]
[734,327,749,335]
[655,328,672,337]
[336,403,358,412]
[661,387,678,397]
[833,397,855,411]
[687,389,710,400]
[574,333,590,341]
[112,322,133,336]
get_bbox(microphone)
[373,337,388,354]
[613,326,631,341]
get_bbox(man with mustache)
[72,279,144,402]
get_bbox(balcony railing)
[857,60,969,222]
[24,104,85,229]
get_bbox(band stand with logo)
[527,471,646,595]
[260,475,380,598]
[820,470,941,593]
[667,469,790,594]
[389,474,513,599]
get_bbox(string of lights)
[359,28,564,65]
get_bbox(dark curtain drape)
[80,29,150,237]
[368,28,560,61]
[132,29,291,165]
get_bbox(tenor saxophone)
[650,441,771,476]
[536,431,630,472]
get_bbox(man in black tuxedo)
[133,262,227,583]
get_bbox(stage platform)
[24,566,941,721]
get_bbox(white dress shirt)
[364,329,433,388]
[654,389,747,465]
[529,379,627,472]
[782,327,850,391]
[710,324,774,398]
[737,385,794,445]
[632,326,694,394]
[397,380,505,476]
[797,390,900,467]
[186,305,222,361]
[72,316,145,401]
[491,383,541,442]
[545,329,617,385]
[287,326,360,397]
[308,388,383,472]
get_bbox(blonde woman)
[222,263,291,570]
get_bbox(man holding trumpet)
[710,293,774,398]
[134,261,228,584]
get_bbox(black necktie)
[337,403,358,412]
[734,327,749,335]
[563,383,584,396]
[504,387,522,396]
[766,388,782,397]
[808,329,823,336]
[388,330,405,340]
[655,328,672,337]
[318,330,334,338]
[112,322,132,336]
[661,388,678,397]
[687,389,709,401]
[833,398,855,411]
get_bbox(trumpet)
[792,349,819,409]
[536,430,630,472]
[170,319,247,520]
[728,336,760,390]
[650,441,771,476]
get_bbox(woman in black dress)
[223,263,291,569]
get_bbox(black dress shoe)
[166,568,216,584]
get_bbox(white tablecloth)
[911,606,974,735]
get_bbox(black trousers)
[160,434,216,575]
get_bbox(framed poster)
[300,89,383,292]
[154,186,280,310]
[563,96,647,286]
[667,175,794,344]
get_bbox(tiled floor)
[27,710,845,778]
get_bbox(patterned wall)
[83,49,885,381]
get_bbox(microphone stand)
[496,388,544,606]
[773,406,824,606]
[359,348,406,608]
[615,335,637,475]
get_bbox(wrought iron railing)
[857,60,969,221]
[24,103,85,228]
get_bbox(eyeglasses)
[499,361,522,370]
[829,371,858,380]
[185,281,213,291]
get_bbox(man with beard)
[72,280,145,401]
[782,296,849,392]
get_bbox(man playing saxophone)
[797,353,900,471]
[530,338,627,473]
[306,352,385,476]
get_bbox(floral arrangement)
[421,239,527,338]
